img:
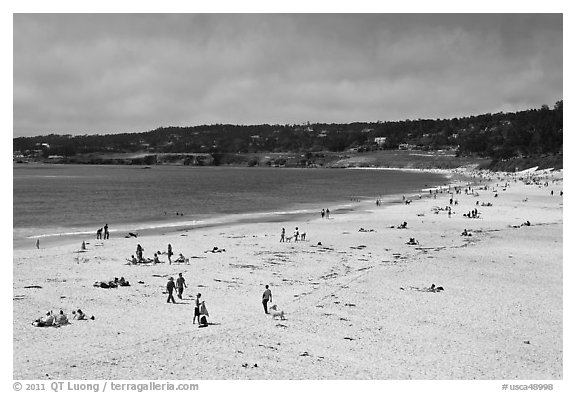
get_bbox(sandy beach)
[12,168,563,380]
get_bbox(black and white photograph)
[9,4,570,390]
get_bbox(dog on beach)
[300,232,306,241]
[269,304,286,320]
[285,236,293,243]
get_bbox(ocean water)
[13,164,447,243]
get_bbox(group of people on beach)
[96,224,110,240]
[32,309,93,327]
[165,274,210,327]
[279,227,306,242]
[128,243,189,265]
[320,208,330,219]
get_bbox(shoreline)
[14,167,461,251]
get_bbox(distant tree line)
[14,101,562,163]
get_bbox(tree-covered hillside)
[14,101,562,167]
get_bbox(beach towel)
[200,303,209,317]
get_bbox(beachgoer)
[168,244,173,265]
[321,209,325,219]
[153,253,159,264]
[262,285,272,314]
[104,224,109,240]
[166,277,176,304]
[136,244,144,262]
[176,273,187,300]
[33,311,54,327]
[35,239,40,249]
[54,310,69,326]
[294,227,299,242]
[193,293,202,324]
[326,209,330,219]
[130,255,137,264]
[280,228,285,242]
[73,309,86,320]
[81,241,86,250]
[96,228,102,240]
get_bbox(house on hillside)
[374,137,387,146]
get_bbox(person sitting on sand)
[54,310,69,326]
[72,309,86,320]
[406,237,419,245]
[153,253,160,264]
[174,253,186,263]
[32,311,55,327]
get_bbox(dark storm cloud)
[13,14,562,136]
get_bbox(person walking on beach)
[262,285,272,314]
[321,209,325,219]
[193,293,202,324]
[35,239,40,249]
[166,277,176,304]
[280,228,285,242]
[294,227,300,242]
[168,244,173,265]
[176,273,187,300]
[96,228,102,240]
[325,209,330,219]
[104,224,109,240]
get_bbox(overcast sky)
[13,13,563,137]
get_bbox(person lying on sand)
[71,309,95,320]
[94,281,117,288]
[401,283,444,293]
[204,247,226,253]
[397,221,408,229]
[358,228,375,232]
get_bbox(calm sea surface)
[13,164,447,242]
